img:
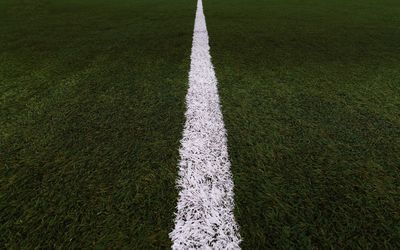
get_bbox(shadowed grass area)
[0,0,195,248]
[205,0,400,248]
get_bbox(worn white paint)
[170,0,241,249]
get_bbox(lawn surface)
[0,0,195,248]
[1,0,400,249]
[205,0,400,248]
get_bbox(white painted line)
[170,0,241,249]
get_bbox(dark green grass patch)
[205,0,400,248]
[0,0,195,248]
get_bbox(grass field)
[1,0,400,249]
[206,0,400,248]
[1,0,195,248]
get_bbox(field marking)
[169,0,241,249]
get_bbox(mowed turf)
[205,0,400,248]
[0,0,196,248]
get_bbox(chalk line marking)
[169,0,241,249]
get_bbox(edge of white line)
[169,0,241,249]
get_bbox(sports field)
[1,0,399,249]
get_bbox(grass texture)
[1,0,400,248]
[0,0,195,248]
[205,0,400,248]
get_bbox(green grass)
[205,0,400,248]
[0,0,195,248]
[1,0,400,248]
